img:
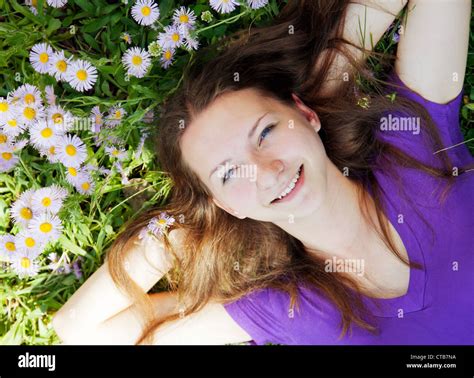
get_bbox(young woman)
[52,0,473,345]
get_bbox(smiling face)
[180,88,330,223]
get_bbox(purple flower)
[392,32,400,43]
[138,212,175,240]
[72,256,83,279]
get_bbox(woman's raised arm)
[394,0,471,104]
[317,0,409,96]
[52,230,181,344]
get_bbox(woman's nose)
[256,160,284,191]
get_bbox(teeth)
[276,167,301,200]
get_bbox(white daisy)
[90,106,103,133]
[157,25,184,50]
[64,165,82,186]
[247,0,268,9]
[210,0,239,14]
[46,105,73,134]
[29,119,60,149]
[121,32,132,45]
[28,212,63,243]
[44,85,57,106]
[160,48,176,69]
[0,143,19,173]
[122,47,152,78]
[0,97,14,123]
[55,134,87,167]
[105,105,127,128]
[25,0,38,15]
[0,131,9,146]
[10,250,41,278]
[0,108,27,138]
[10,189,36,227]
[105,146,128,161]
[15,230,44,255]
[182,29,200,51]
[131,0,160,26]
[31,185,67,215]
[65,59,98,92]
[10,84,43,107]
[49,50,73,81]
[172,6,197,32]
[29,43,54,74]
[18,103,45,126]
[74,171,95,195]
[47,0,68,8]
[0,234,17,262]
[38,144,60,164]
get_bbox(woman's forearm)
[59,291,179,345]
[53,235,174,343]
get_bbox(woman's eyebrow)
[208,112,269,179]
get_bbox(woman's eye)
[222,167,236,184]
[258,124,275,146]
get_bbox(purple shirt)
[223,71,474,345]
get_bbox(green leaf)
[46,18,62,36]
[74,0,94,13]
[83,17,110,33]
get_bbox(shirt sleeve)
[223,287,290,345]
[381,70,472,167]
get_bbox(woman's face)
[180,88,329,223]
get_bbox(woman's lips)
[270,164,304,205]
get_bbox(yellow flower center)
[115,110,122,118]
[76,69,87,81]
[39,52,49,63]
[21,257,31,269]
[7,119,17,127]
[132,55,142,66]
[0,134,7,144]
[164,50,172,60]
[6,241,16,252]
[56,60,67,72]
[24,94,35,104]
[20,207,33,220]
[42,197,52,207]
[52,113,63,123]
[41,127,53,138]
[112,150,119,156]
[23,107,36,120]
[179,14,189,23]
[2,152,12,161]
[0,102,8,112]
[141,6,151,16]
[49,146,55,155]
[40,222,52,233]
[65,145,77,156]
[158,219,167,225]
[68,167,77,176]
[172,33,180,42]
[25,237,35,248]
[81,182,90,191]
[31,0,37,6]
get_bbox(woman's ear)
[212,197,245,219]
[291,93,321,133]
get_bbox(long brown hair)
[107,0,465,344]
